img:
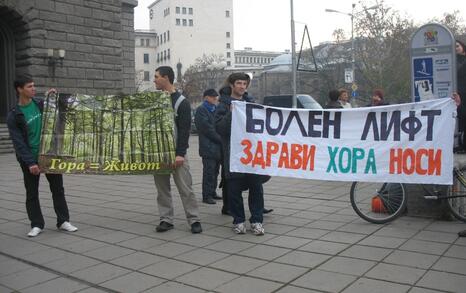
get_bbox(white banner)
[230,99,456,184]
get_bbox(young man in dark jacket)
[152,66,202,234]
[7,76,78,237]
[215,73,265,235]
[195,89,222,204]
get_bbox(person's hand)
[45,88,57,96]
[175,156,185,168]
[452,92,461,107]
[29,164,40,175]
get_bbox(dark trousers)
[20,164,70,229]
[201,158,220,200]
[228,176,264,224]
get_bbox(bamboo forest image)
[38,92,176,174]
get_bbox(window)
[163,32,166,43]
[227,61,231,66]
[146,39,150,46]
[176,6,180,13]
[226,43,230,49]
[226,52,231,58]
[163,50,166,60]
[182,19,187,26]
[189,7,193,15]
[182,7,187,14]
[144,71,150,81]
[176,18,180,26]
[143,53,149,64]
[157,53,159,62]
[189,19,193,26]
[167,49,170,59]
[225,10,230,17]
[226,31,230,38]
[140,39,144,46]
[167,30,170,41]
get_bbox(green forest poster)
[38,92,176,175]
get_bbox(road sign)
[351,91,358,97]
[351,83,358,91]
[410,23,456,102]
[345,68,354,83]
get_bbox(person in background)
[338,89,352,108]
[455,40,466,150]
[152,66,202,234]
[325,89,343,109]
[368,89,388,106]
[194,89,222,204]
[7,75,78,237]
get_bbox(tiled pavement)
[0,136,465,293]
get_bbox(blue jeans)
[228,176,264,224]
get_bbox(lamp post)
[290,0,297,108]
[325,3,379,95]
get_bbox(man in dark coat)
[325,89,344,109]
[195,89,222,204]
[215,73,265,236]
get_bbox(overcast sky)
[134,0,464,52]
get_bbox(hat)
[203,88,219,97]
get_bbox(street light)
[325,3,379,95]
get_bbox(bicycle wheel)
[350,182,407,224]
[447,168,466,222]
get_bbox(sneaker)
[233,222,246,234]
[250,222,265,236]
[27,227,42,237]
[191,222,203,234]
[202,197,216,204]
[59,222,78,232]
[156,221,174,232]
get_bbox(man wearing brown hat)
[195,89,222,204]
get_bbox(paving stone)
[417,271,466,292]
[144,281,207,293]
[100,271,164,292]
[263,235,312,249]
[339,245,393,261]
[204,239,255,254]
[408,287,446,293]
[174,248,229,266]
[413,230,458,243]
[143,241,195,257]
[384,250,440,269]
[285,227,330,239]
[275,285,322,293]
[358,235,407,248]
[341,277,410,293]
[109,252,166,270]
[0,267,58,290]
[248,262,308,283]
[209,255,267,274]
[21,277,88,293]
[298,240,349,255]
[319,231,367,244]
[238,244,291,261]
[175,267,238,290]
[365,263,425,285]
[174,233,224,247]
[305,220,346,230]
[45,254,101,274]
[215,275,282,293]
[140,259,199,279]
[116,236,166,250]
[71,263,131,284]
[399,239,450,255]
[0,259,34,277]
[373,227,419,239]
[432,256,466,274]
[60,238,108,253]
[275,251,331,268]
[83,244,135,261]
[445,244,466,259]
[292,269,356,292]
[318,256,376,276]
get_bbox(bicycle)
[350,155,466,224]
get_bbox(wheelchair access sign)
[410,23,456,102]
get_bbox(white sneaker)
[233,222,247,234]
[27,227,42,237]
[59,222,78,232]
[251,223,265,236]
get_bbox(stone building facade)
[0,0,137,122]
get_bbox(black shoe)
[459,230,466,237]
[212,195,222,200]
[263,208,274,214]
[221,207,230,215]
[191,222,202,234]
[156,221,174,232]
[202,197,216,204]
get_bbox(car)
[261,94,323,109]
